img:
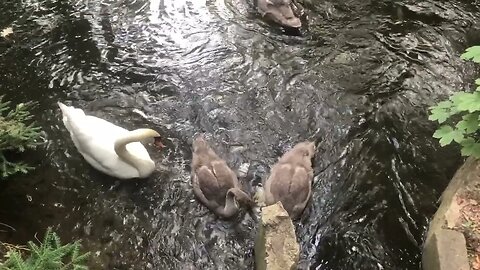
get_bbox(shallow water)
[0,0,478,269]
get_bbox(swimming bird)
[58,102,164,179]
[255,0,303,28]
[191,135,253,218]
[263,141,315,219]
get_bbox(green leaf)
[428,100,458,123]
[428,107,451,123]
[461,46,480,63]
[433,125,464,146]
[476,78,480,86]
[456,112,480,134]
[450,91,470,105]
[436,100,454,109]
[450,91,480,112]
[460,138,480,158]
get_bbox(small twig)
[0,222,16,232]
[0,241,29,252]
[34,232,41,244]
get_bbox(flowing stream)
[1,0,478,269]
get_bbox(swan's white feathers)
[58,102,154,179]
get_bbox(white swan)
[58,102,164,179]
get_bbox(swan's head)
[135,128,165,149]
[258,0,302,29]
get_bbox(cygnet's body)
[263,141,315,219]
[191,135,253,218]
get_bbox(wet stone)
[423,229,470,270]
[254,202,299,270]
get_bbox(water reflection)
[0,0,475,269]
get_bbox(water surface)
[0,0,477,269]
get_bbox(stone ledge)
[254,201,299,270]
[423,229,469,270]
[423,156,480,270]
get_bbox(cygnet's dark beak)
[154,137,165,149]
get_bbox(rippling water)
[1,0,479,269]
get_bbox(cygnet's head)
[192,134,209,152]
[228,189,254,207]
[260,0,302,28]
[293,141,316,158]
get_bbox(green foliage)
[0,228,90,270]
[461,46,480,63]
[432,125,464,146]
[0,96,42,178]
[429,46,480,158]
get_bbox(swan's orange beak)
[154,137,165,149]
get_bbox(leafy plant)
[0,96,42,178]
[0,228,90,270]
[429,46,480,158]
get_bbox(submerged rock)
[254,201,299,270]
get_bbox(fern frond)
[72,265,89,270]
[72,251,90,264]
[27,241,42,258]
[0,228,89,269]
[1,251,28,270]
[0,96,42,179]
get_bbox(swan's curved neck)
[114,130,153,177]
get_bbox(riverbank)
[423,157,480,270]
